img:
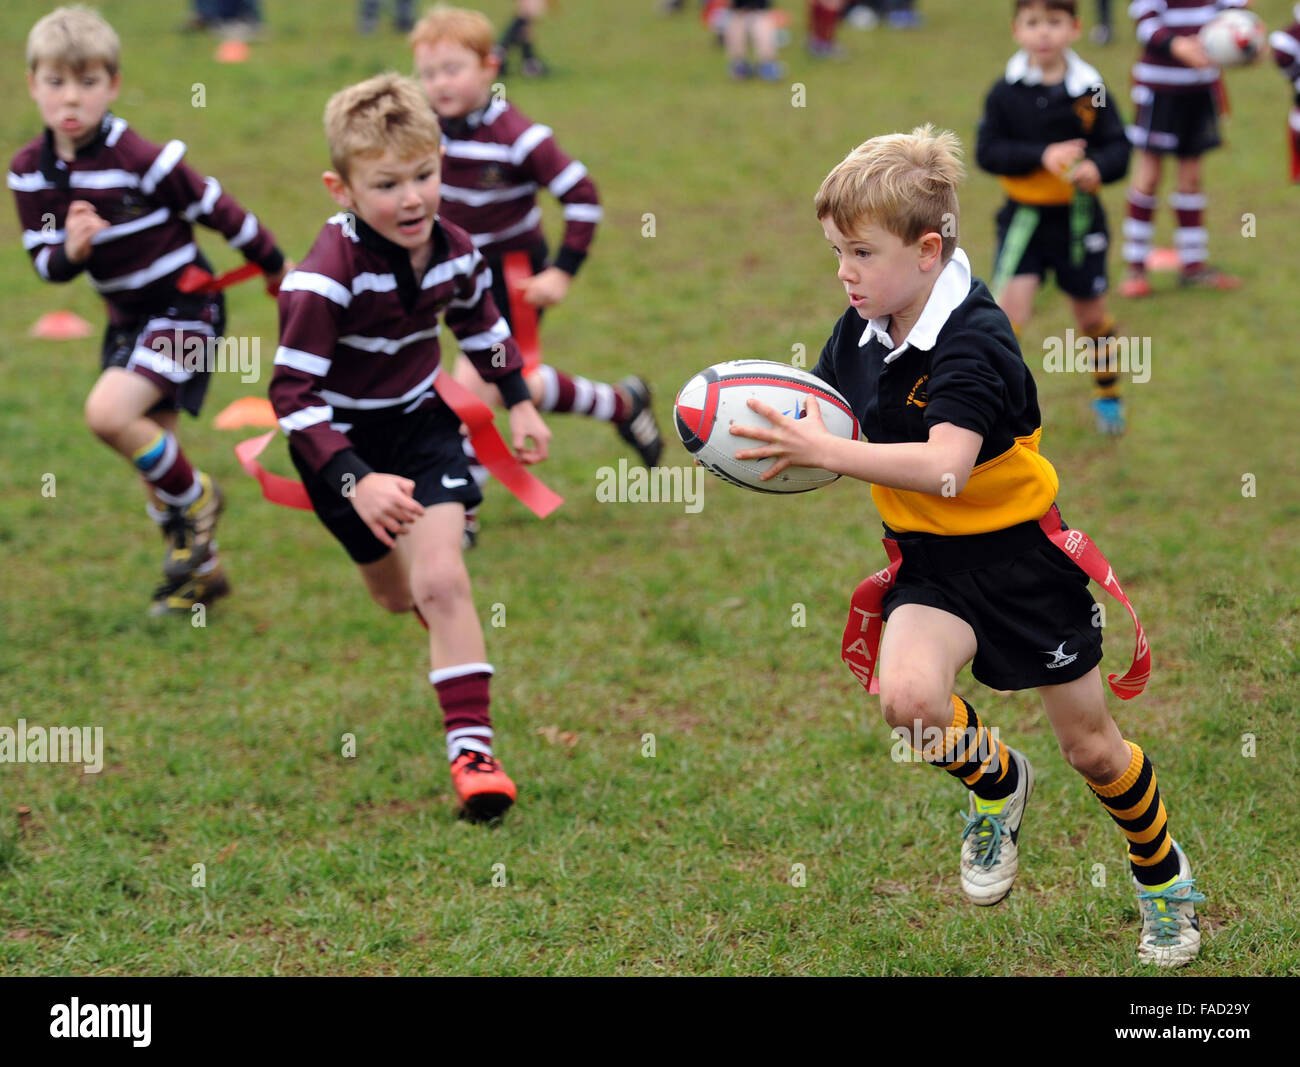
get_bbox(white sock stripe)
[1122,242,1152,262]
[1169,192,1207,211]
[591,383,617,422]
[155,475,202,507]
[145,503,168,525]
[1127,189,1159,210]
[141,433,178,482]
[572,376,595,414]
[1122,218,1155,239]
[536,364,560,411]
[1173,227,1209,246]
[447,738,493,760]
[446,726,494,743]
[428,662,495,685]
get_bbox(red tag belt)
[840,504,1151,701]
[235,371,562,518]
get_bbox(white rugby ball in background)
[1200,10,1267,67]
[673,360,860,493]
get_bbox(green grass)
[0,0,1297,975]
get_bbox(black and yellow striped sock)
[920,695,1019,802]
[1088,316,1121,400]
[1087,740,1180,886]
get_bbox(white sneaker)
[960,748,1034,906]
[1134,841,1205,968]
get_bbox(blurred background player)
[271,74,550,820]
[808,0,845,57]
[358,0,415,35]
[11,6,288,616]
[977,0,1131,434]
[726,0,782,79]
[1270,4,1300,181]
[1119,0,1247,297]
[732,126,1204,967]
[1091,0,1114,43]
[411,6,663,545]
[495,0,549,78]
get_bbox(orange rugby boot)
[450,749,517,821]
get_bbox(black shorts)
[100,289,226,416]
[1127,86,1221,158]
[994,198,1111,300]
[881,513,1103,692]
[484,240,547,333]
[732,0,771,9]
[290,402,483,565]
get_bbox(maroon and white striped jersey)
[8,113,283,325]
[1128,0,1248,94]
[271,212,527,478]
[1271,9,1300,103]
[438,98,601,274]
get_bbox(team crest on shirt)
[906,375,930,408]
[114,191,151,221]
[1073,98,1097,134]
[480,163,507,188]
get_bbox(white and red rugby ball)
[1200,9,1267,67]
[674,360,860,493]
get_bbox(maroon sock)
[430,663,494,761]
[810,2,838,43]
[132,429,200,507]
[1123,188,1157,272]
[1170,191,1208,274]
[533,364,628,421]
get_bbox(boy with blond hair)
[976,0,1132,434]
[732,125,1206,966]
[271,73,550,819]
[10,5,289,615]
[411,5,661,545]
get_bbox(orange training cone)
[215,38,250,63]
[214,395,277,430]
[30,310,93,340]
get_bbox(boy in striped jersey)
[1269,5,1300,180]
[9,6,289,616]
[1119,0,1248,296]
[411,6,662,545]
[270,74,550,820]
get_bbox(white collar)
[1004,48,1102,99]
[858,248,971,363]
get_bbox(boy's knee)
[83,392,123,442]
[1060,735,1123,782]
[879,681,950,733]
[409,560,470,613]
[370,589,414,614]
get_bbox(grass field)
[0,0,1297,976]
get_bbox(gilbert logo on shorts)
[1042,642,1079,669]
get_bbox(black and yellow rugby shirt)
[811,249,1058,536]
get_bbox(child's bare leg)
[724,10,750,63]
[752,11,779,62]
[358,545,414,614]
[84,368,171,459]
[877,603,975,737]
[997,275,1039,334]
[405,502,486,669]
[1039,666,1183,887]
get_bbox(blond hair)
[409,4,496,59]
[815,125,965,261]
[27,5,120,76]
[324,73,442,181]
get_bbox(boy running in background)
[495,0,549,78]
[977,0,1131,434]
[412,6,662,544]
[726,1,783,79]
[732,126,1205,967]
[1269,5,1300,181]
[1120,0,1247,296]
[10,5,288,616]
[271,74,550,820]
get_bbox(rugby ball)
[1200,10,1267,67]
[674,360,859,493]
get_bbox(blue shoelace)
[1138,879,1206,945]
[960,808,1008,868]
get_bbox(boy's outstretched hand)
[351,472,426,548]
[64,200,109,263]
[520,266,572,308]
[508,400,551,464]
[1170,35,1213,69]
[731,397,835,480]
